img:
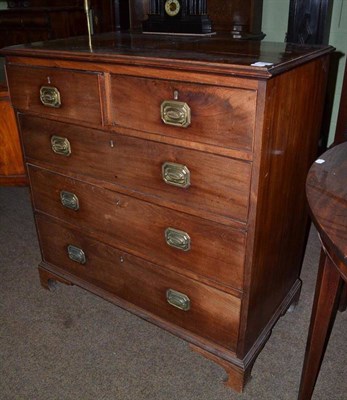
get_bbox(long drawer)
[20,115,251,224]
[29,165,246,290]
[6,64,102,125]
[109,74,256,152]
[36,214,241,351]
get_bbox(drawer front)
[21,115,251,223]
[6,64,102,124]
[110,75,256,152]
[29,166,246,290]
[36,214,241,350]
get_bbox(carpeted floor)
[0,187,346,400]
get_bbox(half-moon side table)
[298,142,347,399]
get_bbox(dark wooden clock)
[142,0,213,34]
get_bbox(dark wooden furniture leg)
[298,249,343,400]
[189,344,253,392]
[39,266,73,291]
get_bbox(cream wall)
[262,0,290,42]
[328,0,347,144]
[262,0,347,145]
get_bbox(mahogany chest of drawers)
[2,33,333,392]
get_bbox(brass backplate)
[166,289,190,311]
[161,100,191,128]
[60,191,79,211]
[40,86,61,108]
[162,162,190,188]
[67,245,86,264]
[51,135,71,156]
[165,227,191,251]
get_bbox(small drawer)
[20,115,251,224]
[6,64,102,125]
[109,75,257,152]
[36,214,241,351]
[29,166,246,291]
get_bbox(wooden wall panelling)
[0,1,117,49]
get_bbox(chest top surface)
[1,32,333,78]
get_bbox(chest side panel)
[239,56,330,357]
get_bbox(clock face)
[164,0,181,17]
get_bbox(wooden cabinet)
[0,0,116,49]
[0,0,116,186]
[0,7,84,48]
[0,83,26,185]
[2,33,333,392]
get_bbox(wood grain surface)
[29,165,246,292]
[6,64,102,125]
[3,34,333,392]
[299,142,347,399]
[306,142,347,274]
[109,74,256,152]
[36,213,241,350]
[20,115,251,225]
[239,56,330,357]
[1,32,334,79]
[0,85,26,185]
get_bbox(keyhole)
[47,76,51,84]
[173,90,179,100]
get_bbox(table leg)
[298,249,343,400]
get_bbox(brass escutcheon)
[161,100,191,127]
[165,227,191,251]
[40,86,61,108]
[67,245,86,265]
[51,135,71,156]
[162,162,190,188]
[166,289,190,311]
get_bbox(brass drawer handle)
[40,86,61,108]
[67,245,86,264]
[60,191,79,211]
[165,227,191,251]
[161,100,191,128]
[166,289,190,311]
[51,135,71,156]
[162,162,190,188]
